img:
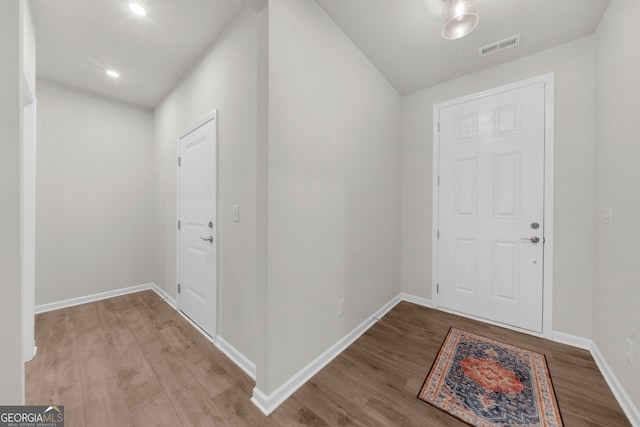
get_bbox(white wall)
[0,0,24,404]
[22,0,37,363]
[23,0,36,89]
[594,0,640,409]
[36,80,154,305]
[254,0,269,393]
[261,0,402,394]
[401,36,596,339]
[153,6,265,363]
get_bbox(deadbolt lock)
[208,221,213,228]
[531,222,540,229]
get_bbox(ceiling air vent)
[479,34,521,57]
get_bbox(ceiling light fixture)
[106,69,120,78]
[442,0,479,40]
[129,3,147,17]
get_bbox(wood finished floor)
[26,290,631,426]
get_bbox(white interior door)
[177,111,217,337]
[437,82,546,333]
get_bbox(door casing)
[432,73,555,338]
[22,68,36,362]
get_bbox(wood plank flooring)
[26,290,631,426]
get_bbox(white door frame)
[176,110,218,337]
[22,67,36,362]
[431,73,555,338]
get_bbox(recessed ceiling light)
[129,3,147,17]
[106,69,120,78]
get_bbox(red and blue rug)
[418,328,563,427]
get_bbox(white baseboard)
[590,341,640,427]
[33,281,257,385]
[35,283,155,314]
[393,295,639,426]
[174,308,216,343]
[150,283,177,309]
[251,294,403,416]
[149,285,256,382]
[24,343,37,363]
[544,330,639,426]
[34,285,639,426]
[377,294,404,318]
[251,388,271,416]
[215,335,256,380]
[552,331,591,350]
[400,293,434,308]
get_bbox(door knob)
[521,236,540,243]
[200,236,214,243]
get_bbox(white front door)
[436,81,547,333]
[177,111,217,337]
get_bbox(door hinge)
[438,122,440,132]
[438,176,440,186]
[437,283,439,293]
[177,283,181,294]
[178,220,181,230]
[437,230,440,240]
[178,156,181,167]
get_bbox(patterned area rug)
[418,328,563,427]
